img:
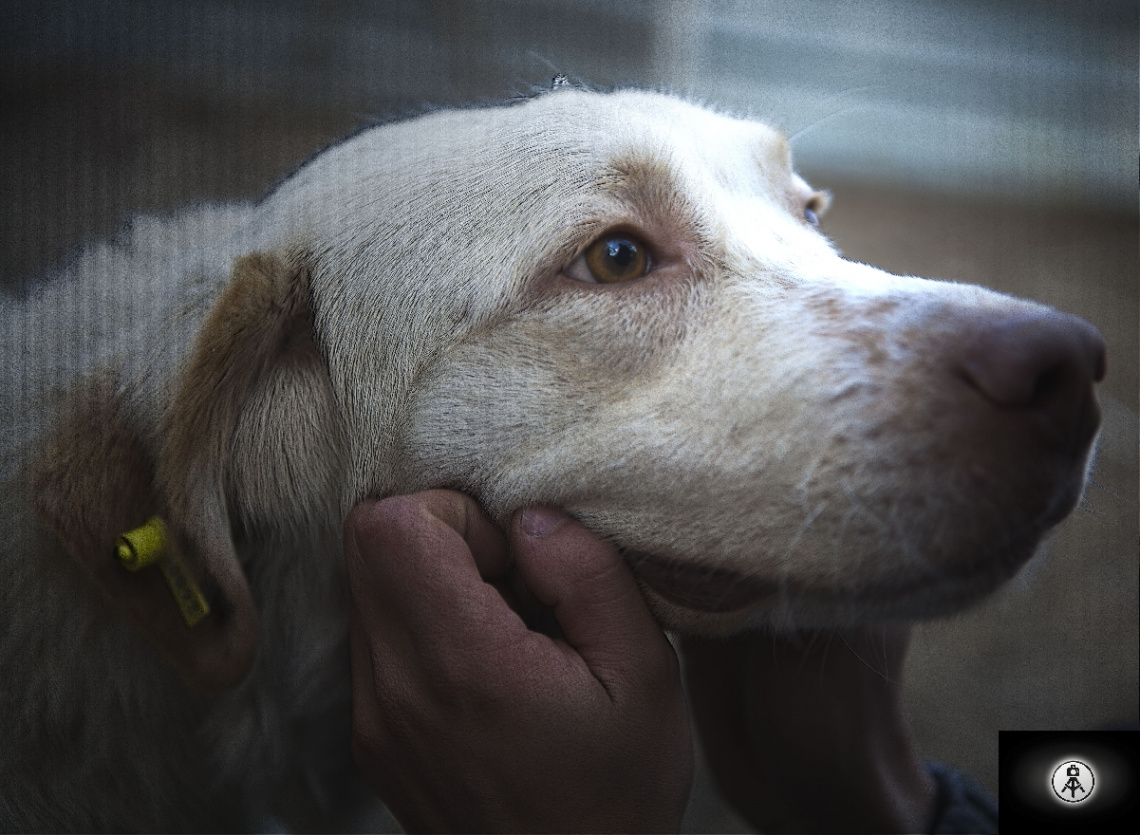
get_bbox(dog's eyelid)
[563,253,599,283]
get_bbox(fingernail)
[520,506,568,539]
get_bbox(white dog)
[0,89,1104,830]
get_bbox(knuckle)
[373,494,430,532]
[376,490,474,542]
[421,654,492,705]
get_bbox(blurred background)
[2,0,1136,830]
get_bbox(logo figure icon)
[1051,760,1095,803]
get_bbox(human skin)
[344,490,693,833]
[682,625,936,833]
[345,490,935,833]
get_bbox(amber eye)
[579,234,650,283]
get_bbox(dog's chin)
[624,551,779,615]
[626,533,1046,636]
[623,550,790,635]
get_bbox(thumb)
[509,507,672,695]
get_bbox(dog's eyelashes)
[566,234,651,284]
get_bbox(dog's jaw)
[623,530,1047,635]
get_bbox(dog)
[0,88,1105,830]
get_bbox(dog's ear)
[33,252,319,694]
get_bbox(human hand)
[682,625,935,834]
[344,491,693,833]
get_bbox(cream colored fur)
[0,89,1098,830]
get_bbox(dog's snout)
[956,309,1106,447]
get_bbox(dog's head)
[36,90,1104,690]
[268,89,1102,633]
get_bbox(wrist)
[684,627,937,833]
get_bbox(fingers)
[346,489,510,579]
[344,493,677,702]
[343,491,515,645]
[509,506,676,697]
[348,611,386,754]
[344,493,693,832]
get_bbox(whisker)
[787,85,889,145]
[1084,476,1123,502]
[837,628,895,683]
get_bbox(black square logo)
[999,729,1139,833]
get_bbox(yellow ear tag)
[115,516,210,627]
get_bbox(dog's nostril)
[956,309,1105,444]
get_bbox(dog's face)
[262,89,1104,634]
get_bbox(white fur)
[0,89,1098,829]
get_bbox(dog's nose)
[956,309,1106,448]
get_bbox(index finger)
[509,507,677,697]
[347,489,510,573]
[344,491,513,636]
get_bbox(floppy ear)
[33,252,319,695]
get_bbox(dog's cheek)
[390,297,698,512]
